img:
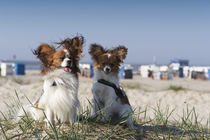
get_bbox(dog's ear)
[58,36,84,58]
[70,36,84,58]
[32,44,56,74]
[89,44,105,61]
[111,46,127,62]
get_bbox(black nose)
[105,67,111,72]
[67,60,71,67]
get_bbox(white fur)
[61,50,71,67]
[91,69,135,128]
[18,69,79,124]
[61,58,71,68]
[107,53,111,58]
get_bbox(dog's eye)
[60,57,65,60]
[110,63,114,67]
[68,55,72,59]
[102,62,106,66]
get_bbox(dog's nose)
[67,60,71,67]
[105,67,111,72]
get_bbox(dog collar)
[97,79,126,98]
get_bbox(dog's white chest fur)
[92,70,119,103]
[33,69,79,123]
[91,69,135,128]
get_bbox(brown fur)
[33,36,84,75]
[57,36,84,58]
[50,50,65,70]
[33,44,56,74]
[110,46,127,62]
[89,44,128,72]
[89,44,105,61]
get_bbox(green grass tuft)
[121,82,141,90]
[1,92,210,139]
[168,85,185,92]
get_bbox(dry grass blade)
[0,90,210,139]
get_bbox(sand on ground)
[0,70,210,125]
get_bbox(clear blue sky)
[0,0,209,65]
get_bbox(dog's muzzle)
[104,66,111,74]
[63,60,72,72]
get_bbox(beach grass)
[0,92,210,140]
[121,82,141,90]
[168,85,185,92]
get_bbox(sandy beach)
[1,70,210,126]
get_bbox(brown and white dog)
[18,36,84,124]
[89,44,135,128]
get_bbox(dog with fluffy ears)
[89,44,135,128]
[18,36,84,124]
